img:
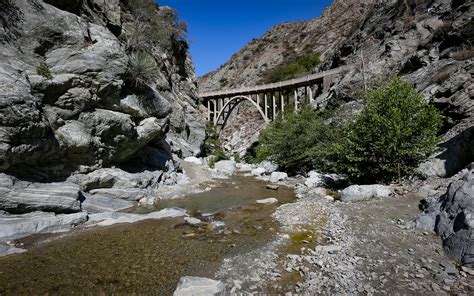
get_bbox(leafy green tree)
[333,77,442,183]
[253,104,335,174]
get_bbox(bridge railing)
[199,65,355,99]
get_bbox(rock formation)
[0,0,206,239]
[417,164,474,268]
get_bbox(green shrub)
[202,123,228,167]
[36,63,52,79]
[252,104,336,174]
[126,51,158,86]
[331,78,442,183]
[264,52,320,83]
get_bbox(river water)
[0,175,296,295]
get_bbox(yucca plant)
[126,51,158,87]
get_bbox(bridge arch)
[214,95,270,128]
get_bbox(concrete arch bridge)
[199,65,354,130]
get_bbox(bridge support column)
[281,93,285,119]
[272,94,276,120]
[264,94,268,119]
[207,100,211,121]
[308,86,313,104]
[256,94,260,107]
[294,89,298,112]
[213,100,217,124]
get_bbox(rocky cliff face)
[199,0,473,176]
[0,0,206,181]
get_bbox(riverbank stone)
[270,172,288,183]
[173,276,225,296]
[341,185,392,202]
[214,160,237,175]
[256,198,279,205]
[184,157,203,165]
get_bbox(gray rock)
[80,192,133,213]
[341,185,392,202]
[0,174,81,214]
[251,167,266,176]
[88,207,187,227]
[418,165,474,268]
[184,217,201,225]
[214,160,237,176]
[67,168,163,191]
[259,161,278,174]
[88,188,149,202]
[0,211,88,241]
[256,198,278,205]
[270,172,288,183]
[173,276,225,296]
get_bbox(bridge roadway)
[199,64,355,128]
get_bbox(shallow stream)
[0,175,296,295]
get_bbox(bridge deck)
[199,65,354,99]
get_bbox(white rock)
[270,172,288,183]
[256,198,279,205]
[184,156,203,165]
[305,171,323,187]
[173,276,225,296]
[341,184,392,202]
[184,217,201,225]
[251,167,266,176]
[88,208,187,227]
[238,163,253,172]
[312,187,327,196]
[214,160,237,175]
[259,161,278,173]
[325,195,335,202]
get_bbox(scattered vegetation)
[263,52,320,83]
[126,51,158,87]
[219,78,229,87]
[36,62,52,79]
[201,123,228,168]
[251,78,442,184]
[120,0,188,52]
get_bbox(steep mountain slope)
[199,0,473,178]
[199,0,377,91]
[0,0,206,181]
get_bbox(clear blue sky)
[157,0,333,77]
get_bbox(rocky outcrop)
[0,0,205,181]
[417,164,474,268]
[0,0,207,241]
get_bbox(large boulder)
[340,184,392,202]
[270,172,288,183]
[173,276,225,296]
[67,168,163,191]
[79,192,134,213]
[418,165,474,268]
[0,211,88,241]
[0,174,81,214]
[214,160,237,176]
